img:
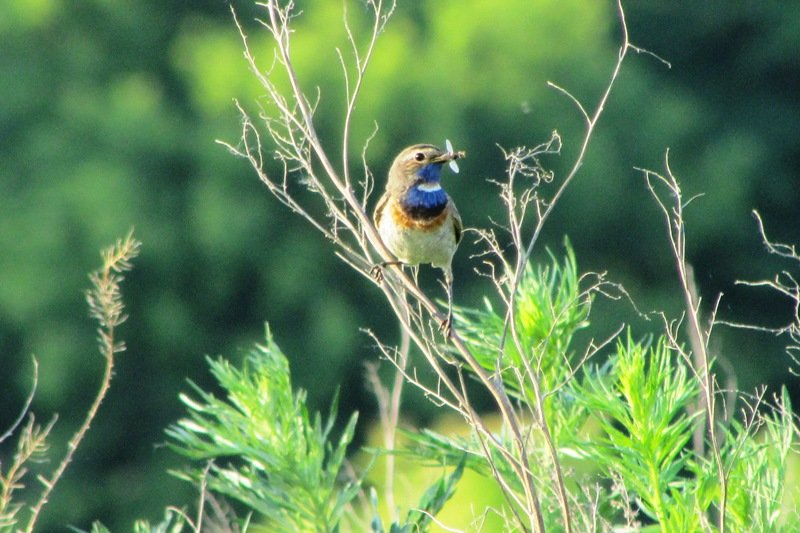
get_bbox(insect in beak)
[444,138,465,174]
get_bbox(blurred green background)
[1,0,798,529]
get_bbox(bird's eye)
[414,152,425,162]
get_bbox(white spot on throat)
[417,182,442,192]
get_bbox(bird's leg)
[370,260,404,283]
[410,265,420,284]
[439,268,454,338]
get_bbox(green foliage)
[388,251,799,531]
[78,509,188,533]
[401,459,464,532]
[575,334,703,529]
[2,235,798,531]
[718,388,796,531]
[456,241,590,396]
[370,459,465,533]
[166,330,359,533]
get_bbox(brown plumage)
[372,144,465,335]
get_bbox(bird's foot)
[370,264,385,282]
[371,260,405,283]
[439,314,454,339]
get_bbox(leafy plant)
[575,334,703,530]
[166,331,359,533]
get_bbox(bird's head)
[386,144,465,195]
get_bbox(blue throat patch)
[403,185,447,210]
[417,162,443,182]
[400,164,448,219]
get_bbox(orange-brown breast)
[390,199,449,231]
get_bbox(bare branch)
[640,156,729,532]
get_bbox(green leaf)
[403,457,466,530]
[574,331,702,528]
[166,328,360,532]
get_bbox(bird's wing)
[373,191,390,228]
[450,198,462,245]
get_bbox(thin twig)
[0,358,39,445]
[25,232,140,533]
[640,155,728,532]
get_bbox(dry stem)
[640,154,728,532]
[24,231,140,532]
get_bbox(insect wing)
[445,138,459,174]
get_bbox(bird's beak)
[432,150,466,164]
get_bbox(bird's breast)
[377,197,458,269]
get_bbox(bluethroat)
[372,144,465,335]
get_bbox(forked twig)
[719,210,800,375]
[639,154,728,532]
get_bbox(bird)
[372,143,465,336]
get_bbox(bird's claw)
[370,264,384,283]
[439,315,453,339]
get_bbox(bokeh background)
[2,0,798,529]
